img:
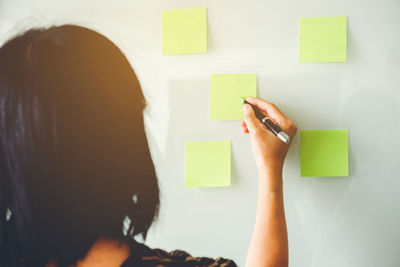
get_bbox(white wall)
[1,0,400,266]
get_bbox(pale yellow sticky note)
[210,74,257,120]
[299,16,347,62]
[185,141,231,187]
[162,7,207,55]
[301,130,349,177]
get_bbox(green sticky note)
[301,130,349,177]
[210,74,257,120]
[161,7,207,55]
[185,141,231,187]
[299,16,347,62]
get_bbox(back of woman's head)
[0,25,160,266]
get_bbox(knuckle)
[288,120,298,134]
[281,119,291,128]
[282,119,297,133]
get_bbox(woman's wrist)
[258,160,284,176]
[258,166,283,193]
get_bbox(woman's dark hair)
[0,25,160,266]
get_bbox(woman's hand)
[241,97,297,174]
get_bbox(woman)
[0,25,297,267]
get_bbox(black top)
[121,239,237,267]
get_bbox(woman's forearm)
[241,97,296,267]
[245,167,288,267]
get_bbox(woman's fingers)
[246,97,292,130]
[242,103,265,134]
[241,120,249,134]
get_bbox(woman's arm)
[240,97,297,267]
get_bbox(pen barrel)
[254,107,284,135]
[250,104,282,134]
[262,117,282,135]
[253,106,266,122]
[244,101,289,143]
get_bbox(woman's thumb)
[242,104,260,133]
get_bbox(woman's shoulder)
[121,239,237,267]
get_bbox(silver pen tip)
[239,97,246,103]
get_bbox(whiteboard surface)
[1,0,400,266]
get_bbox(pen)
[240,97,290,144]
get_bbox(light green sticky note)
[301,130,349,177]
[161,7,207,55]
[210,74,257,120]
[299,16,347,62]
[185,140,231,187]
